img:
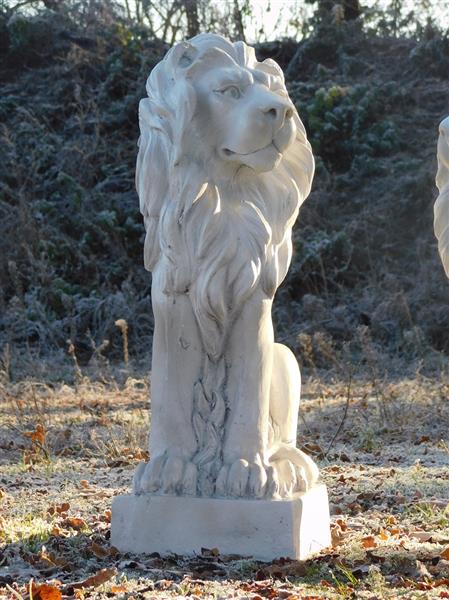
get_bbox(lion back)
[435,116,449,277]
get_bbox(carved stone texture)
[111,32,332,560]
[131,32,321,501]
[435,116,449,277]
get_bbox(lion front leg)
[218,291,274,498]
[134,267,202,496]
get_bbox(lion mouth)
[219,141,285,173]
[221,141,281,159]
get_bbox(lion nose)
[263,102,293,131]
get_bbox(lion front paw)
[133,454,198,496]
[268,458,309,497]
[215,456,269,498]
[268,443,320,497]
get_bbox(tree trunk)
[183,0,200,38]
[233,0,246,41]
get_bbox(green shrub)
[299,84,400,172]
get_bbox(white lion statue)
[133,33,319,499]
[435,116,449,277]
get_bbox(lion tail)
[435,117,449,278]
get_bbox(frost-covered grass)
[1,372,448,599]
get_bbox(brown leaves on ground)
[68,567,117,591]
[1,377,449,599]
[29,569,117,600]
[361,535,377,549]
[109,584,127,593]
[240,579,318,600]
[47,503,70,517]
[36,548,70,570]
[22,423,49,464]
[61,517,87,531]
[31,582,62,600]
[24,424,46,446]
[256,558,307,579]
[330,518,349,547]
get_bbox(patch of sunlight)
[0,514,54,549]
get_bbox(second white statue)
[132,33,318,500]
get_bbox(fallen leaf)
[110,585,127,594]
[191,585,204,597]
[79,480,90,489]
[38,549,69,568]
[90,542,110,558]
[64,517,87,530]
[31,583,62,600]
[48,502,70,516]
[70,568,117,590]
[24,424,46,446]
[410,531,433,542]
[361,536,377,549]
[256,560,307,578]
[441,547,449,560]
[102,509,112,523]
[417,435,430,444]
[50,525,67,537]
[347,502,363,514]
[331,521,349,547]
[335,518,348,531]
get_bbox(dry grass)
[1,370,448,599]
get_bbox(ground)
[1,371,448,600]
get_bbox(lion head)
[136,34,314,358]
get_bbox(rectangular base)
[111,484,331,561]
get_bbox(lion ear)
[234,40,256,68]
[259,58,285,86]
[170,41,199,71]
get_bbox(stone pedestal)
[111,484,331,561]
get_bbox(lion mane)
[136,34,314,360]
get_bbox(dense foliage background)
[1,0,448,380]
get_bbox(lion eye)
[220,85,242,99]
